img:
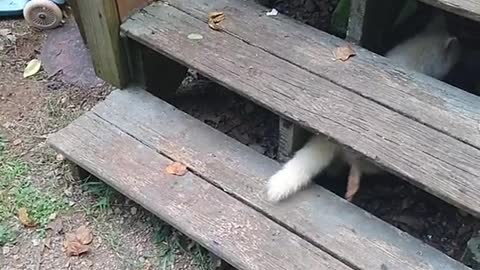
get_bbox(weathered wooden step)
[47,95,351,270]
[50,88,471,270]
[119,0,480,217]
[419,0,480,22]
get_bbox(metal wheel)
[23,0,63,30]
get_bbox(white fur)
[267,135,337,202]
[266,15,460,202]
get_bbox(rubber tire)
[23,0,63,30]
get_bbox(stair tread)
[53,88,468,270]
[47,96,351,270]
[120,1,480,217]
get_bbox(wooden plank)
[115,0,153,21]
[418,0,480,22]
[160,0,480,150]
[48,113,350,270]
[119,4,480,217]
[91,89,471,270]
[70,0,128,88]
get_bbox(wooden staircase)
[54,0,480,269]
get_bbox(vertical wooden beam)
[124,40,187,98]
[347,0,406,52]
[67,0,87,44]
[70,0,129,88]
[277,118,309,162]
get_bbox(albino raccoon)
[267,14,461,202]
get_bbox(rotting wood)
[47,113,352,270]
[120,4,480,217]
[70,0,128,88]
[158,0,480,150]
[89,88,470,270]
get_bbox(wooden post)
[347,0,406,52]
[67,0,87,45]
[69,0,129,88]
[124,39,188,98]
[277,118,309,162]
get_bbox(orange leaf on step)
[208,11,225,31]
[18,208,36,227]
[333,45,356,61]
[165,162,187,176]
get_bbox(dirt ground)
[0,0,479,269]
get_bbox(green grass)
[153,221,214,270]
[81,178,118,213]
[0,135,68,245]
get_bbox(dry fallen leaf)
[165,162,187,176]
[64,225,93,256]
[65,240,90,256]
[23,59,42,78]
[333,45,356,61]
[18,208,36,227]
[75,225,93,245]
[208,11,225,31]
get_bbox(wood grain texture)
[418,0,480,22]
[90,88,470,270]
[161,0,480,149]
[70,0,128,88]
[119,4,480,216]
[48,113,350,270]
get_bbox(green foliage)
[0,135,67,245]
[81,179,118,212]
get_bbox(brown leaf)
[75,225,93,245]
[65,240,90,256]
[63,225,94,256]
[333,45,356,61]
[18,208,36,227]
[165,162,187,176]
[208,11,225,31]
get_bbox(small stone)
[56,153,65,161]
[64,186,73,197]
[32,238,40,246]
[2,122,14,129]
[3,246,10,255]
[12,139,22,146]
[114,208,121,215]
[48,212,57,220]
[130,207,137,215]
